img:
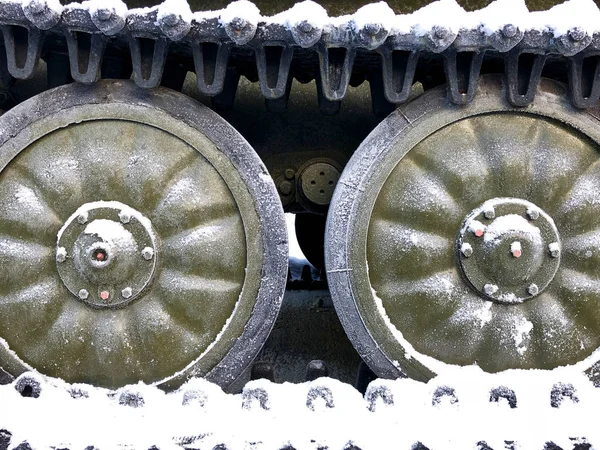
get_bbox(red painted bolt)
[100,291,110,301]
[511,242,522,258]
[475,228,484,237]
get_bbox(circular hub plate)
[56,201,157,308]
[458,198,560,304]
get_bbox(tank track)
[0,370,598,450]
[1,0,600,114]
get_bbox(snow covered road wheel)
[0,81,287,390]
[326,75,600,381]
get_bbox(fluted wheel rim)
[0,81,287,389]
[326,75,600,381]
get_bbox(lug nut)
[121,287,133,299]
[162,13,180,26]
[483,208,495,220]
[511,241,522,258]
[119,210,131,224]
[461,243,473,258]
[78,289,89,300]
[548,242,560,258]
[56,247,67,263]
[527,283,539,296]
[484,284,498,296]
[77,212,88,224]
[297,20,314,34]
[527,208,539,220]
[100,291,110,301]
[141,247,154,261]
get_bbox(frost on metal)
[0,371,599,449]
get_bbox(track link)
[1,0,600,112]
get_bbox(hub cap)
[56,201,157,308]
[458,198,561,304]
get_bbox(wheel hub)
[56,201,157,308]
[458,198,561,304]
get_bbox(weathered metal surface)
[0,80,288,390]
[326,75,600,381]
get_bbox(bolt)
[483,284,498,296]
[56,247,67,263]
[119,210,131,224]
[297,20,314,34]
[162,13,179,26]
[77,212,88,224]
[461,243,473,258]
[284,168,295,180]
[121,287,133,299]
[141,247,154,261]
[501,24,517,38]
[483,208,495,220]
[527,283,539,296]
[548,242,560,258]
[433,26,449,40]
[27,0,45,14]
[100,291,110,301]
[569,27,586,42]
[96,8,113,21]
[511,241,522,258]
[527,208,539,220]
[278,180,293,196]
[78,289,89,300]
[474,227,484,237]
[230,17,247,32]
[363,22,382,36]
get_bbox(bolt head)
[77,212,88,224]
[501,24,517,38]
[548,242,560,258]
[284,168,295,180]
[162,13,180,26]
[78,289,89,300]
[95,8,113,20]
[527,208,539,220]
[141,247,154,261]
[483,208,495,220]
[230,17,247,32]
[569,27,586,42]
[510,241,522,258]
[527,283,539,296]
[363,22,382,36]
[483,284,498,296]
[433,26,449,40]
[100,291,110,301]
[56,247,67,263]
[461,243,473,258]
[27,0,46,14]
[119,210,131,224]
[297,20,314,34]
[278,180,293,196]
[121,287,133,299]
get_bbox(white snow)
[513,316,534,355]
[351,2,395,33]
[157,0,193,23]
[525,0,600,37]
[270,0,328,29]
[482,214,541,246]
[218,0,261,27]
[1,370,599,450]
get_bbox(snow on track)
[0,370,599,449]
